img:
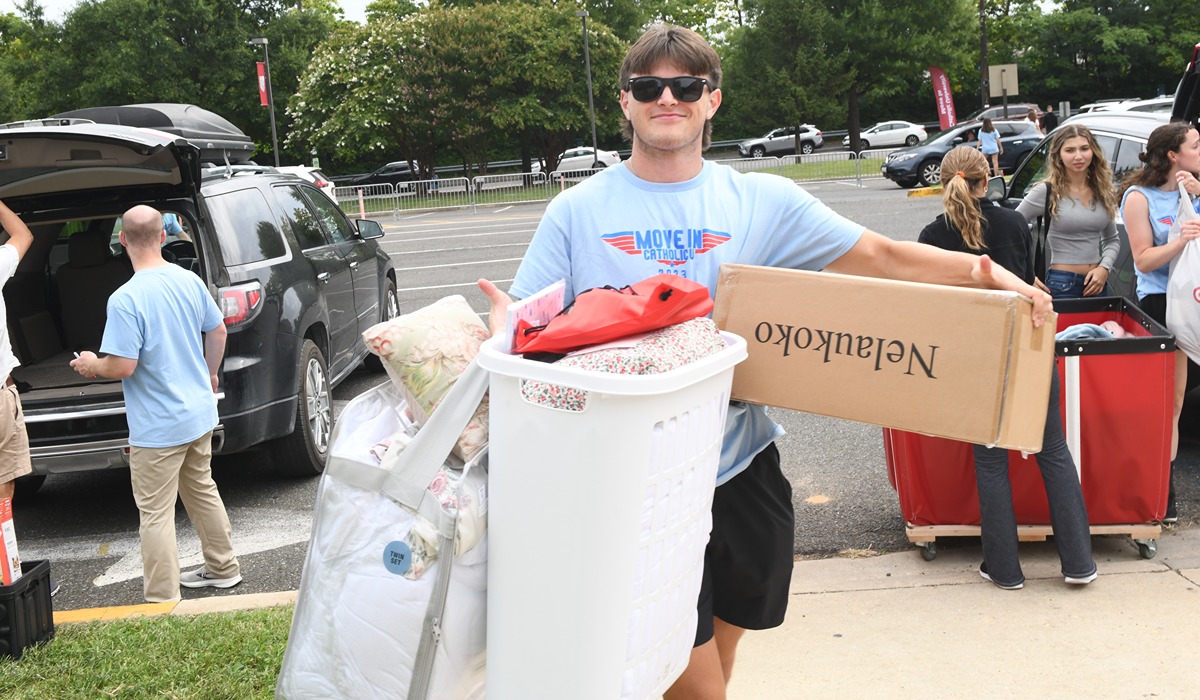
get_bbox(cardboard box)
[712,264,1056,452]
[0,498,21,585]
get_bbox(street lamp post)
[250,37,280,167]
[576,10,600,168]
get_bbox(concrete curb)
[906,186,942,198]
[53,590,297,625]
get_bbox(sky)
[4,0,372,24]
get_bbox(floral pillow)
[362,295,490,461]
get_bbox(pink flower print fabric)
[363,294,490,461]
[520,318,727,411]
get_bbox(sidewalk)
[730,527,1200,699]
[54,528,1200,699]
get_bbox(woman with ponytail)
[1119,122,1200,523]
[918,146,1097,590]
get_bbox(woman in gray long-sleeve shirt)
[1016,125,1119,299]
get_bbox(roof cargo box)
[51,104,256,164]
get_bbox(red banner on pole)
[930,66,956,130]
[256,62,268,106]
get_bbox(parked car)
[960,103,1041,123]
[842,121,927,150]
[277,165,338,202]
[532,146,621,175]
[0,108,397,494]
[1099,97,1174,115]
[881,120,1043,188]
[737,124,824,157]
[1073,99,1135,114]
[350,160,421,187]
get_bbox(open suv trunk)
[0,120,208,478]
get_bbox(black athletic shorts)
[694,442,794,646]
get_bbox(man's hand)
[210,373,220,394]
[477,278,513,337]
[70,351,99,378]
[971,254,1053,327]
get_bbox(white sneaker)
[180,567,243,589]
[1064,571,1098,585]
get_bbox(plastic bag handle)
[379,360,489,511]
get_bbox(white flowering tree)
[286,3,625,176]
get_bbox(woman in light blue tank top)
[1118,122,1200,522]
[977,118,1002,177]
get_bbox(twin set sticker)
[601,228,732,267]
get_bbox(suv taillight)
[313,178,330,187]
[218,281,264,330]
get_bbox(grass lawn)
[0,605,293,699]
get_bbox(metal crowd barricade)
[852,147,900,185]
[333,155,896,217]
[474,172,551,209]
[334,182,400,219]
[710,156,781,174]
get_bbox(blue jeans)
[1045,268,1109,300]
[972,367,1096,586]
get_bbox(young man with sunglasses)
[480,23,1051,698]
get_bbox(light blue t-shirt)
[979,130,1000,155]
[101,264,223,448]
[1120,185,1200,299]
[512,161,865,485]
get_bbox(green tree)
[19,0,335,164]
[724,0,975,150]
[288,3,625,176]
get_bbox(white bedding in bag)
[277,383,487,700]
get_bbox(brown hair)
[1120,122,1197,196]
[121,205,164,249]
[1042,125,1117,219]
[939,147,991,251]
[981,117,995,133]
[619,24,722,149]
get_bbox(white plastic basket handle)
[380,360,490,512]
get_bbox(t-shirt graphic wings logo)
[600,228,732,266]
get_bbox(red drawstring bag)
[512,274,714,355]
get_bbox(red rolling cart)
[885,297,1173,560]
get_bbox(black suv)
[0,118,397,493]
[881,119,1043,188]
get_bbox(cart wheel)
[1137,540,1157,559]
[919,542,938,561]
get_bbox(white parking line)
[398,279,514,292]
[395,257,525,272]
[389,243,528,256]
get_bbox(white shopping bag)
[1166,181,1200,363]
[276,362,489,700]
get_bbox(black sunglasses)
[625,76,710,103]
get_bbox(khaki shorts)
[0,383,33,483]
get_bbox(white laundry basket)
[476,331,747,700]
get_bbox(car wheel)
[365,277,398,372]
[859,139,870,151]
[272,339,331,477]
[918,159,942,187]
[905,135,920,146]
[801,142,815,155]
[750,146,766,158]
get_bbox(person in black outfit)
[1041,105,1059,133]
[918,146,1096,590]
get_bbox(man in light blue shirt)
[72,206,241,603]
[480,24,1052,698]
